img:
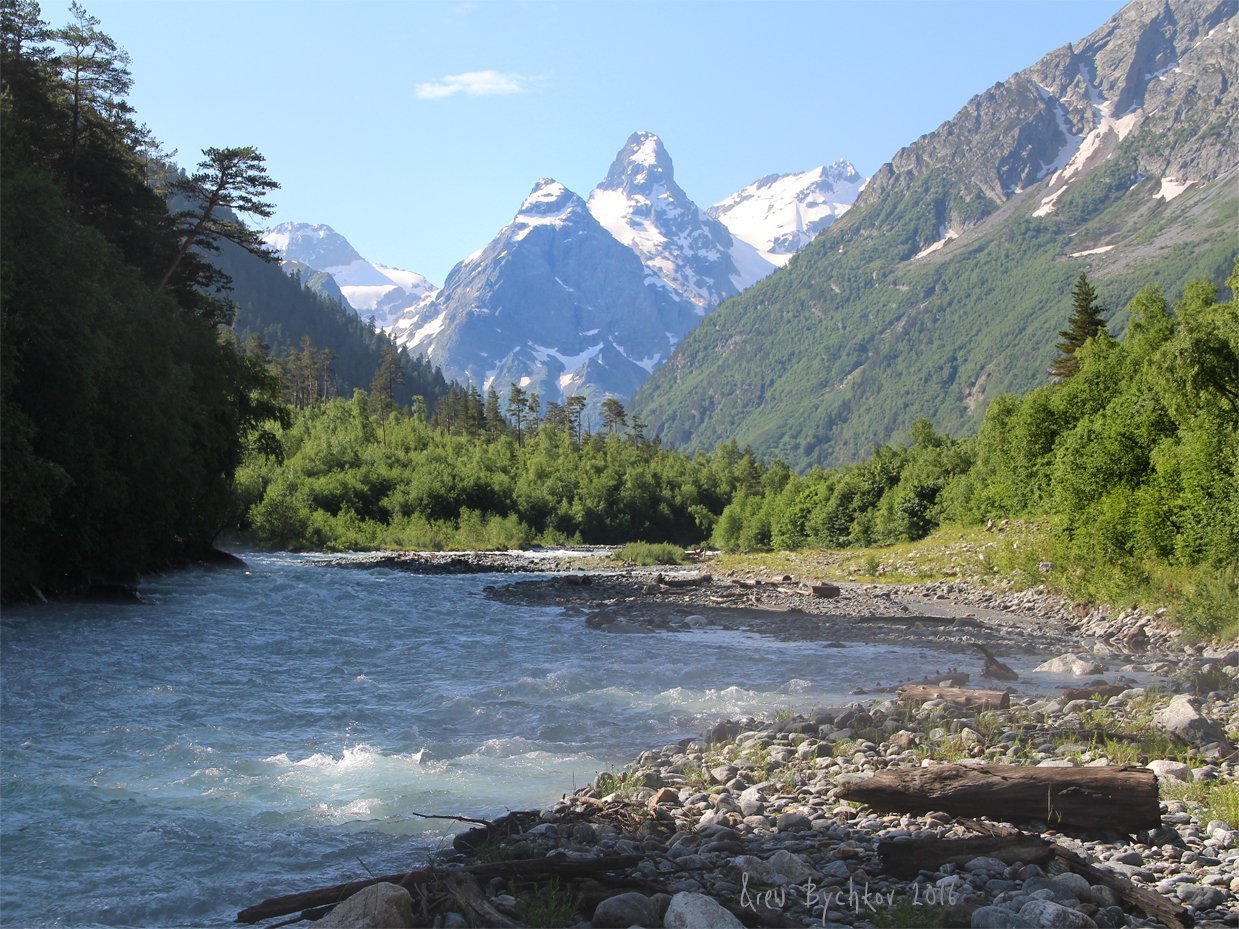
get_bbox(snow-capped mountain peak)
[588,131,771,309]
[708,160,866,267]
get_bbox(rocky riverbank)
[261,558,1239,929]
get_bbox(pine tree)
[370,342,404,439]
[507,383,528,443]
[54,1,131,204]
[1051,272,1108,380]
[601,397,627,434]
[160,145,279,291]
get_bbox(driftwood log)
[958,819,1194,929]
[654,572,712,588]
[877,833,1055,878]
[896,684,1012,709]
[836,763,1159,833]
[974,643,1020,681]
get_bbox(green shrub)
[614,541,685,566]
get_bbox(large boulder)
[1155,694,1227,746]
[664,892,744,928]
[592,891,658,928]
[315,883,414,929]
[1033,654,1105,676]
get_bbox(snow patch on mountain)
[709,161,865,268]
[1033,73,1142,217]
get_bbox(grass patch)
[1160,779,1239,829]
[513,877,581,928]
[593,767,643,799]
[613,541,685,566]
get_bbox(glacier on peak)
[262,221,436,322]
[709,161,866,268]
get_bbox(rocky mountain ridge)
[632,0,1238,468]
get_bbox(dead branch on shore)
[236,854,646,924]
[877,832,1055,878]
[974,643,1020,681]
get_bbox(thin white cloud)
[415,70,539,100]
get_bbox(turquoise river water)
[1,552,959,927]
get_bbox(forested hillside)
[0,2,283,598]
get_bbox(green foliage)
[239,402,759,551]
[614,542,685,566]
[1177,565,1239,642]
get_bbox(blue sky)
[82,0,1128,283]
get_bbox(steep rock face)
[388,179,697,404]
[634,0,1238,469]
[263,222,436,328]
[587,131,774,308]
[708,161,865,267]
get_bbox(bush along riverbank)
[236,573,1239,929]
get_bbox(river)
[1,552,960,927]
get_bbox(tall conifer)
[1051,271,1108,380]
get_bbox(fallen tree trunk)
[896,684,1011,709]
[958,819,1193,928]
[236,854,645,924]
[836,763,1159,833]
[877,833,1054,878]
[655,572,712,588]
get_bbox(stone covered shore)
[306,554,1237,929]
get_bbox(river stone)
[972,905,1035,928]
[664,891,745,928]
[1175,883,1225,909]
[1050,872,1092,900]
[1017,899,1097,928]
[776,810,812,831]
[1147,759,1193,782]
[316,883,414,929]
[592,891,657,928]
[1155,695,1226,746]
[1022,877,1078,904]
[733,849,815,885]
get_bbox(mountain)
[387,179,698,404]
[263,222,436,329]
[708,160,865,267]
[633,0,1238,470]
[586,131,775,309]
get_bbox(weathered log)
[958,819,1193,928]
[896,684,1011,709]
[655,572,712,588]
[808,582,841,598]
[236,854,645,924]
[837,763,1159,833]
[877,833,1054,878]
[974,643,1020,681]
[1061,683,1129,702]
